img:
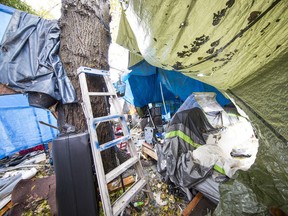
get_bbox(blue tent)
[0,94,58,159]
[122,60,230,107]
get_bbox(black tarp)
[157,107,216,200]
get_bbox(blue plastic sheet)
[123,73,176,107]
[122,60,230,107]
[0,4,14,42]
[0,94,58,159]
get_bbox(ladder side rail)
[127,139,153,200]
[104,76,116,95]
[78,66,110,76]
[103,76,122,116]
[120,117,154,200]
[78,72,113,215]
[112,179,147,215]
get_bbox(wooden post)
[182,192,203,216]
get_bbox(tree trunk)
[58,0,116,173]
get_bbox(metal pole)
[159,82,168,118]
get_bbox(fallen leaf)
[31,185,36,191]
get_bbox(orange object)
[182,192,203,216]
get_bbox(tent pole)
[160,82,168,119]
[147,107,156,129]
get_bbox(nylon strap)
[213,164,226,175]
[165,130,202,148]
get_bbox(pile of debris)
[0,142,215,216]
[133,92,259,210]
[0,145,55,216]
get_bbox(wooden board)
[108,176,135,193]
[0,201,12,216]
[182,192,203,216]
[142,142,158,160]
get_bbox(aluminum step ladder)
[77,66,152,216]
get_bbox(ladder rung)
[106,156,138,183]
[112,179,147,216]
[77,66,110,76]
[92,115,124,124]
[89,92,116,96]
[97,135,130,151]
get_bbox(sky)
[23,0,128,82]
[23,0,61,19]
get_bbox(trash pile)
[0,145,55,215]
[110,92,259,211]
[123,161,189,216]
[0,91,259,215]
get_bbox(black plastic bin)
[52,132,99,216]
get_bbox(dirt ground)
[116,160,189,216]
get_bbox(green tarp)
[116,0,288,214]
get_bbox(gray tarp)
[0,11,76,104]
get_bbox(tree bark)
[59,0,116,173]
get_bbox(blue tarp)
[0,4,14,42]
[122,60,230,107]
[0,94,58,159]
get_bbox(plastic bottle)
[133,201,144,207]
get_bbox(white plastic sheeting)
[193,117,259,178]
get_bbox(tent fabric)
[122,60,230,107]
[123,73,176,107]
[117,0,287,90]
[0,6,76,104]
[128,52,143,68]
[116,0,288,214]
[158,99,259,205]
[0,94,58,159]
[167,107,215,145]
[175,92,232,129]
[157,107,216,200]
[214,95,288,215]
[116,10,140,56]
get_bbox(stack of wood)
[142,142,158,161]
